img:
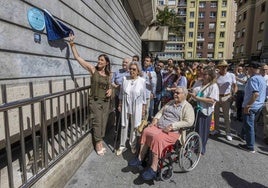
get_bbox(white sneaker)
[116,146,127,156]
[226,134,232,141]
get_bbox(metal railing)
[0,80,91,188]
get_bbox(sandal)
[96,149,105,156]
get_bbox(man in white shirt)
[141,56,157,122]
[213,60,237,141]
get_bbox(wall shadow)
[48,39,79,88]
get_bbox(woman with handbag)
[189,67,219,155]
[116,62,147,155]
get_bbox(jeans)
[241,108,261,149]
[153,93,162,116]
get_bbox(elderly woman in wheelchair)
[128,86,201,181]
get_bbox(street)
[65,119,268,188]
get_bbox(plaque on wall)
[27,8,45,31]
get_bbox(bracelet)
[69,41,75,47]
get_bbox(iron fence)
[0,80,91,188]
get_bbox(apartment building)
[157,0,237,63]
[233,0,268,62]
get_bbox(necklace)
[131,77,137,85]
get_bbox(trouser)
[114,95,121,136]
[89,98,110,143]
[236,90,244,120]
[120,114,137,149]
[153,93,162,116]
[263,101,268,139]
[241,108,261,149]
[195,111,212,154]
[214,95,232,134]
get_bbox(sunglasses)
[129,67,137,71]
[174,91,183,95]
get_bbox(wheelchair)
[157,122,202,181]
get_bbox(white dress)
[119,76,147,148]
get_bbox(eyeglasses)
[129,67,137,71]
[174,91,183,95]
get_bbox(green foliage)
[156,6,185,36]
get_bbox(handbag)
[137,120,148,133]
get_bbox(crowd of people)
[68,34,268,180]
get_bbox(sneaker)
[210,130,220,135]
[226,134,232,141]
[128,157,142,167]
[141,167,157,180]
[116,146,127,156]
[238,144,255,153]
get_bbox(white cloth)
[193,83,219,116]
[119,76,147,128]
[141,70,157,98]
[217,72,236,94]
[263,74,268,99]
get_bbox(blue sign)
[27,8,45,31]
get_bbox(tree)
[155,6,185,37]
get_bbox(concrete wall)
[0,0,141,96]
[0,0,141,145]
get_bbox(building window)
[208,32,215,39]
[190,12,195,18]
[241,28,245,37]
[199,12,205,18]
[199,2,206,8]
[221,11,227,17]
[235,46,239,54]
[197,42,203,49]
[218,52,223,58]
[243,11,247,20]
[238,15,242,23]
[168,0,176,6]
[211,1,217,8]
[198,22,204,29]
[237,31,241,38]
[210,12,216,18]
[208,43,214,49]
[190,2,195,8]
[219,42,224,48]
[187,52,192,58]
[158,0,165,5]
[220,32,225,38]
[209,22,215,29]
[207,53,214,58]
[222,1,227,7]
[220,21,226,28]
[189,22,194,28]
[188,42,193,48]
[189,32,193,38]
[261,2,266,12]
[240,45,244,53]
[257,41,262,51]
[259,22,264,31]
[197,52,202,58]
[197,32,204,39]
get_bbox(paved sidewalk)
[65,119,268,188]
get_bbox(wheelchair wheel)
[158,146,174,181]
[160,166,173,181]
[179,132,201,172]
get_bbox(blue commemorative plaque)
[27,8,45,31]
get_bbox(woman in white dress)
[116,62,147,155]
